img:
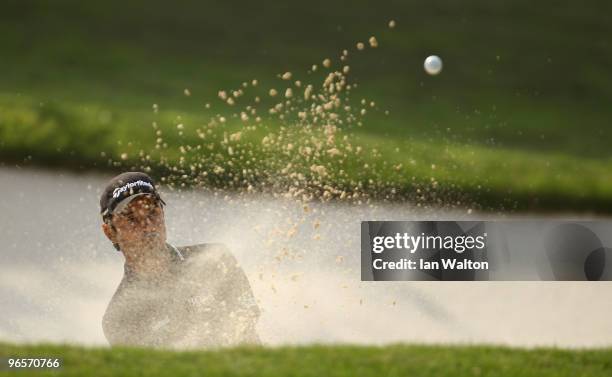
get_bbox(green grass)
[1,342,611,377]
[1,0,612,212]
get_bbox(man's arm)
[213,249,261,345]
[180,244,261,347]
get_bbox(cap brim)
[111,193,157,215]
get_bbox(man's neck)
[122,241,173,278]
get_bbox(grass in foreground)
[1,342,612,377]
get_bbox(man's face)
[105,195,167,250]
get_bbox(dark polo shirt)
[102,243,261,349]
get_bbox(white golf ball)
[424,55,443,75]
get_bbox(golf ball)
[424,55,443,75]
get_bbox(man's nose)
[137,215,158,231]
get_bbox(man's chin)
[133,232,165,247]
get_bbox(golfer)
[100,172,261,348]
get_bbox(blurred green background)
[1,0,611,212]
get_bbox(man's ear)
[102,222,122,251]
[102,222,116,243]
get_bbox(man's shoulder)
[175,243,238,265]
[173,243,248,288]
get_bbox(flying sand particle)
[304,85,313,100]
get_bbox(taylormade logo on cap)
[112,180,154,198]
